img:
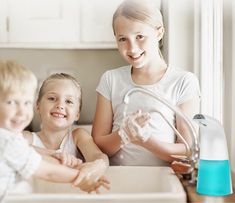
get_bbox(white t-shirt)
[96,65,200,166]
[0,129,41,200]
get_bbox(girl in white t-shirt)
[23,73,109,192]
[92,0,200,167]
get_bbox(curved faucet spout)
[123,87,199,161]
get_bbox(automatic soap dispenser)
[193,114,233,196]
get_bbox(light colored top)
[96,65,200,166]
[0,128,41,200]
[31,128,84,160]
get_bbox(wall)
[162,0,196,73]
[0,48,127,130]
[0,0,198,131]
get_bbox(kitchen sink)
[5,166,186,203]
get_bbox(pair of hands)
[119,111,193,175]
[52,153,110,193]
[119,110,151,145]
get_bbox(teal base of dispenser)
[197,159,233,196]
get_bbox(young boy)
[0,60,109,201]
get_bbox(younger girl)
[24,73,109,193]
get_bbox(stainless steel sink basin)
[5,166,186,203]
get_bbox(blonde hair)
[112,0,163,34]
[37,73,82,112]
[0,60,38,95]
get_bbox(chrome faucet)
[123,87,233,195]
[123,87,199,183]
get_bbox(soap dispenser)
[193,114,233,196]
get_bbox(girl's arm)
[92,93,124,156]
[136,96,200,162]
[72,126,110,192]
[73,127,109,166]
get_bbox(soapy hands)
[73,159,110,193]
[119,110,151,145]
[52,153,110,193]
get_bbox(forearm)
[93,130,122,157]
[140,136,187,162]
[91,152,109,168]
[34,157,79,183]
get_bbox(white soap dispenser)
[193,114,233,196]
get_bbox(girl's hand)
[52,152,83,168]
[119,110,151,144]
[73,159,110,193]
[171,160,193,174]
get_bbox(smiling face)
[112,0,164,70]
[114,16,160,69]
[37,79,81,131]
[0,89,35,134]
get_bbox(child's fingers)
[171,161,192,173]
[72,171,85,186]
[135,113,150,127]
[86,179,110,194]
[72,157,83,168]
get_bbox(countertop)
[180,177,235,202]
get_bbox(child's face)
[37,79,80,130]
[114,16,160,69]
[0,89,35,134]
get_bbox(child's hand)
[75,175,110,194]
[171,160,193,174]
[52,152,83,168]
[119,110,151,144]
[72,159,110,193]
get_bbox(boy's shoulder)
[0,128,14,140]
[22,130,34,144]
[0,128,26,148]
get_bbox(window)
[198,0,223,122]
